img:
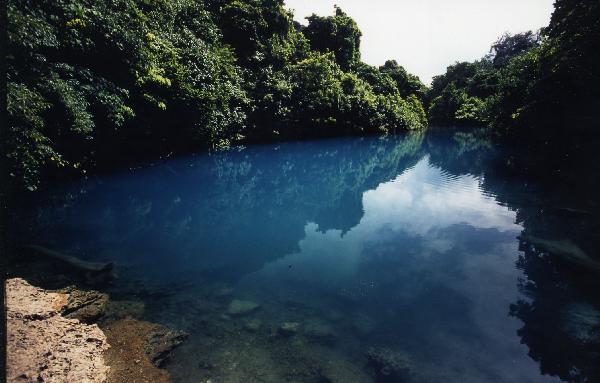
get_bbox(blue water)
[12,130,600,382]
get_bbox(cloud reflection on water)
[241,156,560,382]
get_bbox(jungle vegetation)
[427,0,600,191]
[428,0,599,139]
[5,0,599,192]
[6,0,426,191]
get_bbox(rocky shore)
[5,278,186,383]
[6,278,110,382]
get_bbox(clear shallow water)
[12,130,600,382]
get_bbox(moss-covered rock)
[60,288,109,323]
[227,299,260,316]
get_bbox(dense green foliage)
[7,0,249,189]
[427,35,536,127]
[303,6,361,71]
[6,0,427,191]
[8,0,598,191]
[428,0,600,137]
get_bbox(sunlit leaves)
[6,0,427,191]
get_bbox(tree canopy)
[6,1,427,191]
[426,0,599,135]
[302,6,362,70]
[6,0,599,192]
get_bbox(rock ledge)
[6,278,110,383]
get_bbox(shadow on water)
[12,133,425,285]
[426,127,600,383]
[8,128,600,382]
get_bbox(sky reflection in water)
[19,132,581,382]
[238,156,554,382]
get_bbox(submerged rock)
[318,356,374,383]
[366,347,412,382]
[25,244,117,285]
[144,323,189,366]
[324,308,344,322]
[6,278,109,383]
[304,319,337,343]
[103,318,188,382]
[352,313,377,335]
[522,235,600,274]
[212,285,235,298]
[561,302,600,345]
[102,299,146,323]
[244,318,263,332]
[278,321,300,336]
[60,288,109,323]
[227,299,260,316]
[6,277,188,383]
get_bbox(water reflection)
[16,134,425,283]
[510,240,600,382]
[10,129,600,382]
[236,157,546,382]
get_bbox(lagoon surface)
[11,130,600,382]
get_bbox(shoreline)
[5,278,186,383]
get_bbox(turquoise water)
[11,130,600,382]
